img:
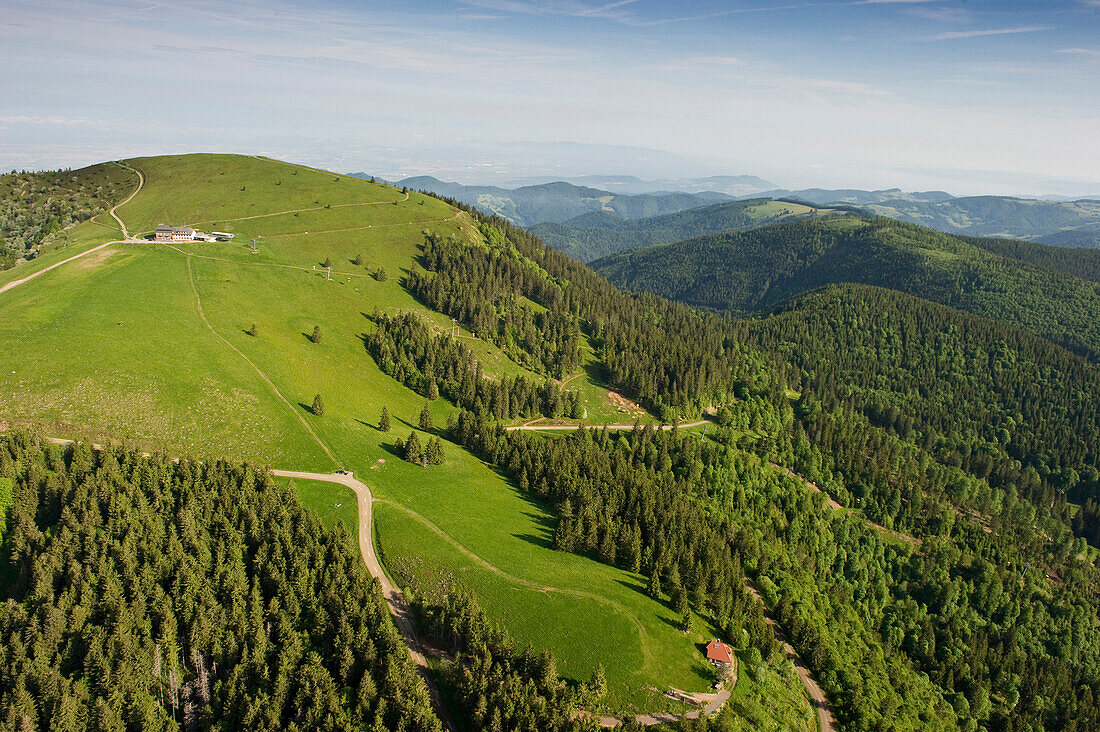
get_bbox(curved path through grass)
[270,470,458,732]
[1,160,144,295]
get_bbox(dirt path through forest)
[268,470,458,731]
[744,580,835,732]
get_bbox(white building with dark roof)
[154,225,202,242]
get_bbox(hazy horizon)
[3,0,1099,197]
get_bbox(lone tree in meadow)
[379,406,391,432]
[323,256,332,268]
[247,323,259,337]
[311,394,325,417]
[374,268,388,282]
[311,325,322,344]
[353,253,363,266]
[419,403,434,431]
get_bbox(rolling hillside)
[756,186,1100,244]
[593,216,1100,360]
[387,175,732,227]
[863,195,1100,241]
[532,199,852,262]
[738,283,1100,537]
[0,153,804,721]
[6,154,1100,732]
[1,162,138,269]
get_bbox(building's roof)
[173,226,195,234]
[156,224,172,232]
[705,640,733,664]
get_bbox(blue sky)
[1,0,1098,194]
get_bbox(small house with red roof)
[705,639,733,666]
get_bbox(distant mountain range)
[351,173,1100,249]
[496,173,777,197]
[351,174,735,228]
[764,188,1100,243]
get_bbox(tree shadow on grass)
[380,441,406,460]
[521,510,555,532]
[615,577,649,598]
[355,418,380,432]
[297,402,319,416]
[658,614,685,631]
[512,532,553,550]
[583,358,612,389]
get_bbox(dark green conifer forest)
[0,435,439,732]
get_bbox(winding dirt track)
[269,470,459,731]
[744,580,835,732]
[109,161,144,238]
[1,160,144,296]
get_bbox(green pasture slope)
[0,153,800,715]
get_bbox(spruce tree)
[646,568,662,599]
[379,406,391,432]
[588,664,607,701]
[311,325,322,343]
[419,403,434,431]
[404,431,421,463]
[311,394,325,416]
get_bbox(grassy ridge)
[0,153,762,715]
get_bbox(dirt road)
[109,161,144,238]
[269,469,457,732]
[0,241,124,295]
[744,580,835,732]
[2,160,144,296]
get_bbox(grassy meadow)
[0,153,790,715]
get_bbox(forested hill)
[531,198,850,262]
[593,216,1100,360]
[0,436,440,731]
[407,203,1100,731]
[757,187,1100,243]
[862,195,1100,241]
[387,175,732,227]
[737,283,1100,544]
[962,235,1100,283]
[1,163,137,270]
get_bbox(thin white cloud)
[933,25,1050,40]
[456,0,640,20]
[677,55,745,67]
[906,6,970,23]
[1058,47,1100,60]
